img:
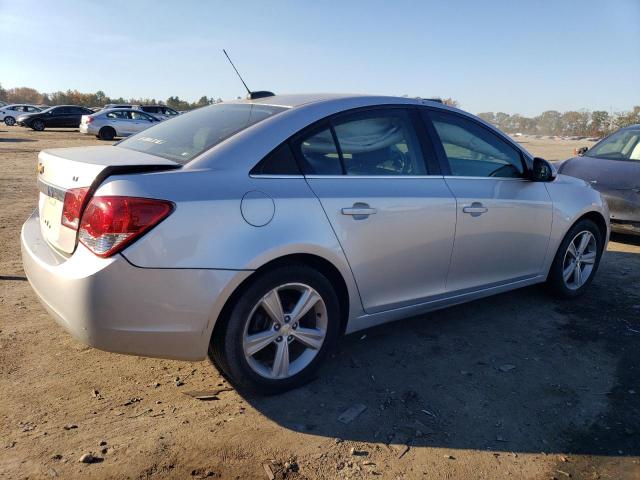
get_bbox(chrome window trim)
[304,175,446,179]
[442,175,530,182]
[249,174,305,179]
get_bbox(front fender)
[543,174,610,276]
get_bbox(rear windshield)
[118,103,287,164]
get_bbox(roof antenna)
[222,49,274,100]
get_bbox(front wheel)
[547,219,604,298]
[209,265,340,394]
[4,116,15,126]
[32,119,45,131]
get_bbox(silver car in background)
[0,104,42,125]
[22,94,609,393]
[80,108,162,140]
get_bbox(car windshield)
[586,129,640,161]
[117,103,287,164]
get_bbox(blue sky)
[1,0,638,116]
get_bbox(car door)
[130,111,156,133]
[67,107,87,127]
[422,108,553,292]
[46,107,65,127]
[297,107,457,313]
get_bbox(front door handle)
[462,202,488,216]
[342,202,377,219]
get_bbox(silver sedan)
[79,108,162,140]
[22,94,609,393]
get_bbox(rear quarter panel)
[95,169,365,319]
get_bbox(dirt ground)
[0,127,638,480]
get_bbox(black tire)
[4,116,15,126]
[209,265,341,394]
[98,127,116,141]
[32,119,45,131]
[547,218,604,298]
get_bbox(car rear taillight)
[78,196,174,257]
[86,116,93,124]
[61,187,90,230]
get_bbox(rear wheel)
[547,219,603,298]
[4,116,15,126]
[32,119,45,131]
[98,127,116,141]
[209,265,340,394]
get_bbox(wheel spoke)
[272,340,290,378]
[245,330,278,356]
[260,289,284,324]
[581,252,596,264]
[563,262,575,282]
[290,288,321,323]
[577,233,591,255]
[573,263,582,287]
[567,242,578,258]
[292,327,325,350]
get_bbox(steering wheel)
[488,164,520,178]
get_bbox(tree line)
[0,84,222,111]
[1,83,638,137]
[477,107,640,138]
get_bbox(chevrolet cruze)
[21,94,609,393]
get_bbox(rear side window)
[296,108,427,176]
[298,127,343,175]
[118,103,287,164]
[250,143,300,175]
[427,110,524,178]
[106,111,130,119]
[334,110,426,176]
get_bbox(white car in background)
[1,104,42,126]
[80,108,162,140]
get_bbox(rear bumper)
[79,123,99,135]
[21,209,251,361]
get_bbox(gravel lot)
[1,127,638,479]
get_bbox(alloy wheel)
[4,117,15,126]
[242,283,328,379]
[562,230,597,290]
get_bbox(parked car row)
[2,103,179,135]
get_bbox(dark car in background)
[559,124,640,235]
[17,105,94,131]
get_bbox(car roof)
[236,93,444,109]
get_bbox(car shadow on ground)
[242,249,640,457]
[0,137,37,143]
[612,232,640,247]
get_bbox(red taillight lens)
[61,187,90,230]
[86,116,93,124]
[78,196,174,257]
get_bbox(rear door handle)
[462,202,488,216]
[342,203,377,219]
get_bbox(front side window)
[118,103,286,164]
[586,129,640,161]
[428,110,524,178]
[131,111,153,121]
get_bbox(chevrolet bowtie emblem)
[37,162,44,174]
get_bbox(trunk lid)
[37,145,179,255]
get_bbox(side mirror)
[530,157,557,182]
[575,146,588,156]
